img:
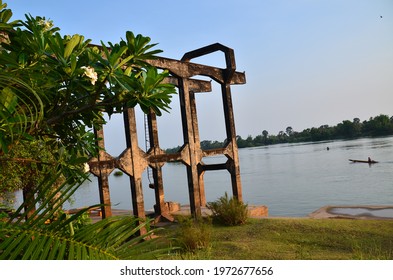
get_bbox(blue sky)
[8,0,393,152]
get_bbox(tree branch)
[0,157,53,165]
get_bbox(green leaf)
[0,168,172,260]
[108,45,127,68]
[68,156,88,165]
[0,87,17,113]
[0,8,12,23]
[125,31,161,62]
[64,34,83,59]
[70,53,77,72]
[124,66,133,76]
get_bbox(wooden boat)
[349,159,378,164]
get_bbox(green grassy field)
[161,218,393,260]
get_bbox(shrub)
[175,216,212,252]
[207,192,248,226]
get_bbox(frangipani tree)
[0,1,176,194]
[0,1,176,259]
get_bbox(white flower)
[81,66,98,85]
[83,163,90,173]
[37,19,53,31]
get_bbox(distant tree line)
[165,114,393,152]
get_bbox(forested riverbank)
[166,114,393,152]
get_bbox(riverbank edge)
[79,204,393,223]
[309,205,393,220]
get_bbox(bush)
[207,192,248,226]
[175,216,212,252]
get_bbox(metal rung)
[144,114,153,185]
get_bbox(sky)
[8,0,393,153]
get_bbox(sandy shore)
[309,205,393,220]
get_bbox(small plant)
[207,192,248,226]
[175,216,212,252]
[114,170,124,177]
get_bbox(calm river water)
[68,136,393,217]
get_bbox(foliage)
[362,115,393,136]
[167,114,393,152]
[0,139,65,205]
[0,1,175,260]
[0,1,176,196]
[207,192,248,226]
[114,170,124,176]
[174,216,212,252]
[0,171,170,260]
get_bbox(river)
[68,136,393,217]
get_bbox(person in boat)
[368,157,372,163]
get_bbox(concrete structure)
[88,43,246,222]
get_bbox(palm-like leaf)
[0,74,44,154]
[0,216,165,260]
[0,172,171,260]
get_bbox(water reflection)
[64,136,393,217]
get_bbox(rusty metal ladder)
[144,113,154,189]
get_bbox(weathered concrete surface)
[309,205,393,220]
[248,205,269,217]
[88,43,246,222]
[170,204,268,218]
[76,204,268,224]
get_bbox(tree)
[286,126,293,136]
[336,120,358,138]
[0,2,176,195]
[277,131,287,143]
[253,134,263,146]
[362,114,393,136]
[236,135,252,148]
[0,139,64,210]
[262,130,269,144]
[0,1,175,260]
[352,118,362,137]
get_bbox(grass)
[160,218,393,260]
[174,216,212,251]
